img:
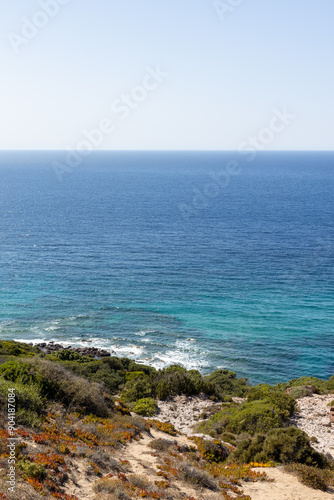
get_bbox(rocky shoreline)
[34,341,111,358]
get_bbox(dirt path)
[242,466,334,500]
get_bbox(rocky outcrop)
[35,342,111,358]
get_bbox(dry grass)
[148,438,176,453]
[180,463,219,490]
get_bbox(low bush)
[247,388,296,419]
[230,427,329,467]
[132,397,157,417]
[127,474,154,490]
[122,365,218,402]
[50,358,125,394]
[0,340,40,357]
[90,450,127,472]
[0,357,111,417]
[275,376,333,394]
[199,400,284,437]
[148,438,175,452]
[46,354,155,396]
[0,376,44,426]
[125,371,145,382]
[180,463,218,490]
[47,349,94,363]
[204,369,249,397]
[221,432,237,446]
[17,460,47,481]
[288,386,315,399]
[327,376,334,391]
[192,437,230,462]
[93,478,131,499]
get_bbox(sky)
[0,0,333,150]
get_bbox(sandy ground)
[64,427,222,500]
[60,394,334,499]
[242,466,334,499]
[290,394,334,459]
[63,426,334,500]
[152,393,222,435]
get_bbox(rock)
[330,407,334,424]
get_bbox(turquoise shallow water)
[0,151,333,384]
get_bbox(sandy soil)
[152,393,222,435]
[290,394,334,459]
[26,393,334,500]
[63,427,222,500]
[242,466,334,499]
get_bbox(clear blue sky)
[0,0,333,150]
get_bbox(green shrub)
[230,427,329,467]
[204,369,249,397]
[125,371,145,382]
[0,375,44,424]
[221,432,237,446]
[288,386,314,399]
[247,388,296,419]
[194,438,230,463]
[122,365,218,402]
[199,400,284,437]
[327,376,334,391]
[0,358,111,417]
[0,359,61,400]
[121,375,153,402]
[49,355,154,396]
[155,366,215,400]
[58,359,125,394]
[0,359,41,385]
[133,398,157,417]
[0,340,40,357]
[102,357,154,376]
[17,459,46,480]
[285,464,332,491]
[47,349,94,363]
[275,376,328,394]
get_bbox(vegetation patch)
[0,340,41,358]
[204,369,249,397]
[132,397,157,417]
[230,427,329,467]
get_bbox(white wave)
[67,315,89,321]
[148,339,210,371]
[135,330,155,336]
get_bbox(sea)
[0,151,333,385]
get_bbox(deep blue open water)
[0,151,333,384]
